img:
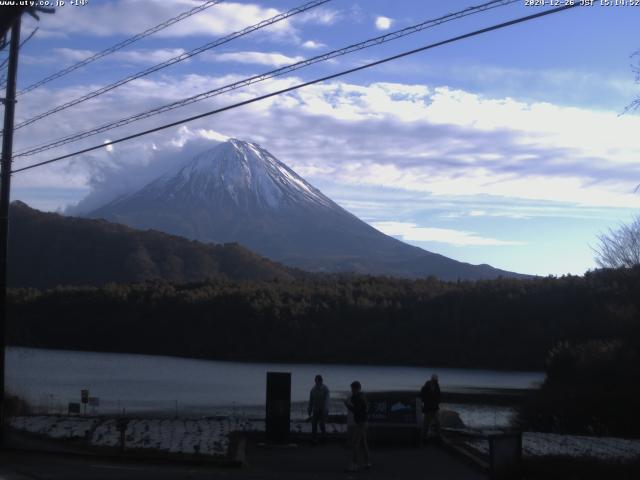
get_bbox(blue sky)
[5,0,640,276]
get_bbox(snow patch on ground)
[445,403,514,429]
[465,432,640,461]
[9,416,347,457]
[9,416,99,440]
[92,418,231,456]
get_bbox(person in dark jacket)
[343,381,371,472]
[308,374,330,444]
[420,374,441,440]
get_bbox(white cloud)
[450,64,638,108]
[372,221,524,247]
[53,48,95,62]
[302,40,326,50]
[20,1,342,44]
[24,47,190,68]
[296,8,340,26]
[375,16,393,31]
[11,72,640,215]
[22,48,93,66]
[342,164,640,210]
[61,126,228,215]
[259,82,640,209]
[25,1,294,38]
[205,51,304,67]
[197,129,230,143]
[115,48,188,65]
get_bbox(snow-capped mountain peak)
[146,138,334,210]
[87,138,523,281]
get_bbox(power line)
[12,4,580,175]
[14,0,517,157]
[14,0,520,159]
[8,0,331,132]
[17,1,225,95]
[0,26,37,89]
[0,26,36,71]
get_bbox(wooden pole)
[0,15,21,445]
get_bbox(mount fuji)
[87,139,523,280]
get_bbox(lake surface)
[6,347,544,418]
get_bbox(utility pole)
[0,15,21,445]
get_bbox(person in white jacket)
[308,374,330,444]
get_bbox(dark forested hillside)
[8,267,640,370]
[8,201,296,288]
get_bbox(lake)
[6,347,544,420]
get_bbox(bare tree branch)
[623,50,640,114]
[593,215,640,268]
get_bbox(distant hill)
[88,138,527,281]
[8,201,295,288]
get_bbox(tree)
[626,50,640,113]
[594,215,640,268]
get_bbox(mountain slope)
[88,139,525,280]
[9,201,295,289]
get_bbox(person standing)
[420,374,441,442]
[344,381,371,472]
[308,374,330,444]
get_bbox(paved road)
[0,443,486,479]
[245,441,487,480]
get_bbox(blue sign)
[367,393,419,425]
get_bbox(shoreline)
[6,344,546,376]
